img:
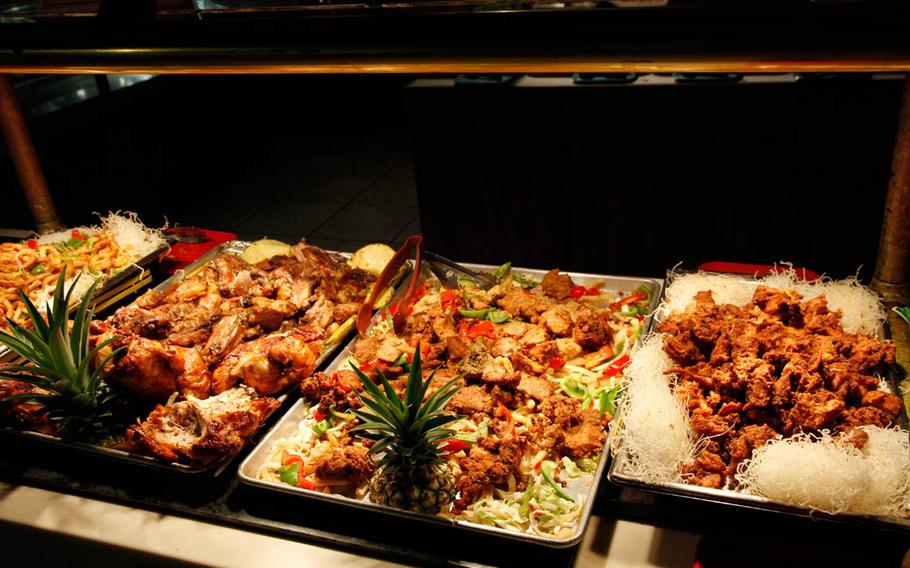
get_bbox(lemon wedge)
[349,243,395,276]
[240,239,291,264]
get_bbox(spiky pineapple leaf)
[0,267,127,441]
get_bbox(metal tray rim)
[238,263,664,547]
[1,240,388,476]
[607,270,910,532]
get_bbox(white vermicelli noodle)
[613,333,695,484]
[662,268,885,335]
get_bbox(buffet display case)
[2,1,910,566]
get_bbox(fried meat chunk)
[127,385,278,464]
[212,327,323,395]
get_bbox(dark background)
[0,74,903,279]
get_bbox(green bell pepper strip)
[540,460,574,502]
[460,308,492,319]
[492,262,512,281]
[512,273,538,289]
[560,378,587,398]
[279,463,300,486]
[329,406,356,422]
[311,417,334,437]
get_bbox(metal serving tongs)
[423,250,497,291]
[356,238,497,337]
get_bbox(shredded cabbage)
[462,469,584,538]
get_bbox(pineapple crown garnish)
[0,267,126,440]
[350,344,463,473]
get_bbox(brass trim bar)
[2,52,910,74]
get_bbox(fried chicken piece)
[751,285,803,326]
[786,390,845,432]
[480,356,520,388]
[691,413,732,437]
[664,331,704,366]
[572,306,612,351]
[800,295,842,334]
[861,390,902,418]
[497,289,553,320]
[540,269,575,300]
[516,374,555,402]
[454,435,525,512]
[490,337,521,358]
[841,406,893,429]
[539,306,573,337]
[0,379,55,434]
[527,341,560,365]
[538,396,607,458]
[313,445,375,485]
[106,337,212,400]
[447,384,494,416]
[212,327,323,395]
[126,385,278,464]
[681,450,726,489]
[726,424,777,470]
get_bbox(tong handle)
[356,235,424,337]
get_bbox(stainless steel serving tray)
[239,262,663,547]
[608,272,910,533]
[1,240,400,476]
[0,242,168,363]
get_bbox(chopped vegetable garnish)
[512,272,539,289]
[540,461,574,502]
[609,292,648,311]
[602,354,631,378]
[560,378,587,398]
[492,262,512,281]
[311,417,334,437]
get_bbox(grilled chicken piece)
[0,379,56,434]
[202,314,246,364]
[105,337,212,400]
[211,326,325,395]
[126,385,279,464]
[248,297,297,330]
[289,243,375,304]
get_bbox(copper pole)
[0,74,64,234]
[872,76,910,305]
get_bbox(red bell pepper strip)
[359,358,384,372]
[569,285,588,299]
[313,410,328,422]
[439,439,471,456]
[333,372,353,393]
[548,356,565,370]
[610,293,648,311]
[297,477,317,490]
[440,289,459,311]
[602,354,631,378]
[465,320,496,340]
[281,451,305,468]
[27,239,38,249]
[496,401,512,422]
[585,285,601,296]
